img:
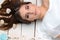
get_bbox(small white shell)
[6,8,11,14]
[0,19,4,24]
[0,19,4,26]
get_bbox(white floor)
[0,21,52,40]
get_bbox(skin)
[19,3,41,21]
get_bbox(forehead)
[19,5,26,19]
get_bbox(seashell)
[6,8,11,14]
[0,19,4,24]
[0,19,4,26]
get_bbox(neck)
[38,6,47,20]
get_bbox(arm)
[55,34,60,38]
[42,0,49,9]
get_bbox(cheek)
[27,15,36,21]
[30,5,35,10]
[31,7,35,11]
[30,15,36,19]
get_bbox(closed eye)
[25,5,29,9]
[25,14,29,19]
[25,13,33,19]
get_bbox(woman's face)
[19,3,40,21]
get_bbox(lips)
[35,9,37,15]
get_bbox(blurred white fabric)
[41,0,60,40]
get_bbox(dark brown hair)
[0,0,34,30]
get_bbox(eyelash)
[26,15,29,18]
[25,13,32,19]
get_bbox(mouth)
[35,9,37,15]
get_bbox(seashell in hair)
[0,19,4,26]
[6,8,11,14]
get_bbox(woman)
[0,0,48,30]
[0,0,60,39]
[13,0,60,39]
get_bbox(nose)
[28,10,35,15]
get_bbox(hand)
[56,34,60,38]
